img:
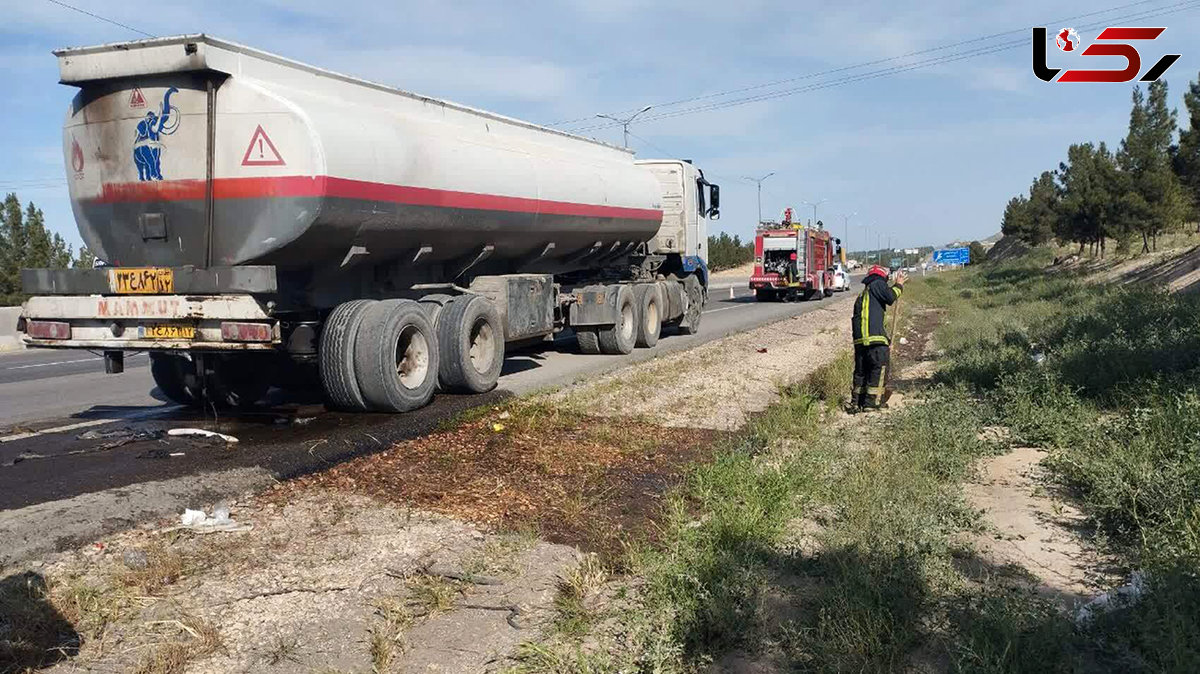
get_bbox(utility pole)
[802,199,828,226]
[742,172,775,224]
[596,105,652,149]
[843,212,856,254]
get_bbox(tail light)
[221,322,273,342]
[26,320,71,340]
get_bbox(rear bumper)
[19,294,280,351]
[21,265,277,295]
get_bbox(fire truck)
[749,209,841,302]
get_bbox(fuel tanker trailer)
[19,35,720,412]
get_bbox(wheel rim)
[645,299,659,332]
[395,325,430,389]
[468,317,496,374]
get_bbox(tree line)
[708,231,754,271]
[1002,76,1200,257]
[1,193,94,305]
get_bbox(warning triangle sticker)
[129,88,147,108]
[241,125,286,166]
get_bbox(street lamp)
[596,105,653,149]
[802,199,828,226]
[842,212,856,255]
[742,172,775,224]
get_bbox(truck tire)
[634,284,661,348]
[677,275,703,335]
[418,293,455,329]
[320,299,375,411]
[437,295,504,393]
[598,285,637,354]
[150,352,202,407]
[354,299,439,412]
[577,329,601,354]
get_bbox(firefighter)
[851,265,907,411]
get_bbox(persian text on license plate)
[140,324,195,339]
[109,268,174,294]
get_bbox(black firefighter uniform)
[851,272,904,408]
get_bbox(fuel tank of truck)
[58,36,664,275]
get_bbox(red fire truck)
[749,212,839,302]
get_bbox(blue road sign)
[932,247,970,265]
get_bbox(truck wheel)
[598,285,637,354]
[634,284,661,348]
[354,299,439,412]
[320,299,375,411]
[677,275,703,335]
[150,352,202,407]
[418,293,455,329]
[437,295,504,393]
[577,329,601,354]
[208,354,272,409]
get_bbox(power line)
[562,0,1200,132]
[43,0,154,38]
[552,0,1168,128]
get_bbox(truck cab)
[636,159,719,285]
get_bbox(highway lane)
[0,282,856,513]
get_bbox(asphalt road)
[0,279,855,514]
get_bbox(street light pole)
[742,172,776,224]
[595,105,653,149]
[802,199,828,226]
[843,212,856,254]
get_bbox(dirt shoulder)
[555,293,856,430]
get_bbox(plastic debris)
[492,423,506,432]
[498,411,511,420]
[167,428,239,443]
[169,452,185,457]
[173,505,251,533]
[180,509,208,526]
[1075,571,1148,624]
[898,337,909,345]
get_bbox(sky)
[2,0,1200,255]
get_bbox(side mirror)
[708,184,720,220]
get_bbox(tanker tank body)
[20,35,721,414]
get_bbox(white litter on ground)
[167,428,239,443]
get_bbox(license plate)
[140,324,196,339]
[109,268,174,294]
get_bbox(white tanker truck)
[18,35,720,412]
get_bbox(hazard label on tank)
[241,125,285,166]
[129,88,147,108]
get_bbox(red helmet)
[867,265,890,279]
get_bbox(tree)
[1118,81,1188,252]
[1000,195,1032,241]
[968,240,986,263]
[1,194,25,301]
[1174,72,1200,227]
[23,203,53,269]
[1059,142,1127,257]
[74,246,96,269]
[1025,171,1060,245]
[707,231,753,271]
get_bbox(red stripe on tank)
[93,176,663,221]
